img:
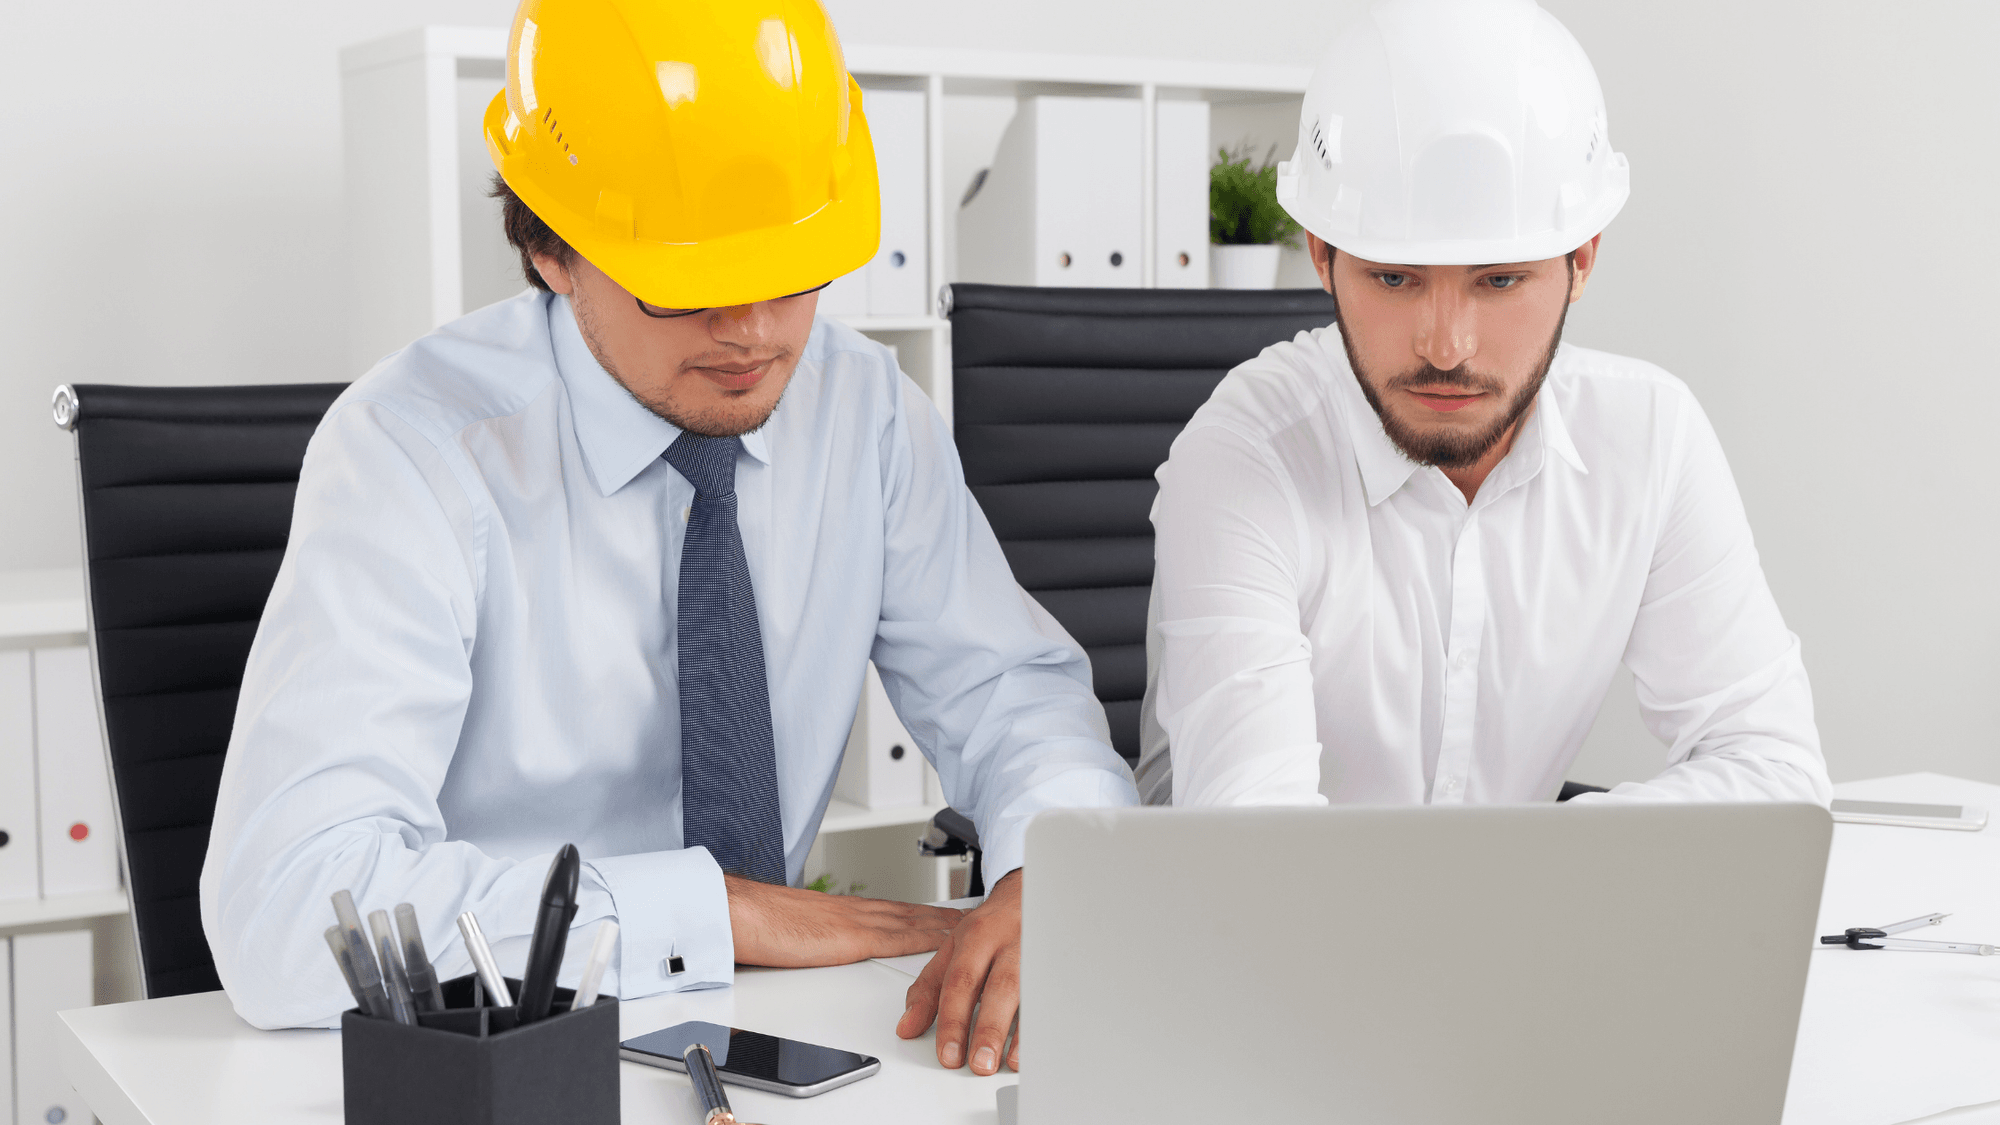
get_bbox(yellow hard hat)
[483,0,881,309]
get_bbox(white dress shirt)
[1136,324,1830,809]
[201,290,1136,1029]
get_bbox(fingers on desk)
[910,907,1020,1075]
[968,943,1021,1076]
[898,930,954,1041]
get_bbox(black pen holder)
[342,974,619,1125]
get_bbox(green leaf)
[1209,143,1303,249]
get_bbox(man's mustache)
[1385,365,1506,395]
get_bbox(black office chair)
[54,382,349,998]
[926,284,1343,887]
[928,285,1611,882]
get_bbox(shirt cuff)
[583,846,733,998]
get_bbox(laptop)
[1018,802,1831,1124]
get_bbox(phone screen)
[622,1021,877,1088]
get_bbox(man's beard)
[573,296,787,438]
[1337,299,1568,471]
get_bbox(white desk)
[58,959,1007,1125]
[58,773,2000,1125]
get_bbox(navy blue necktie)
[663,433,786,885]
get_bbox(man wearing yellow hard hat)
[199,0,1137,1076]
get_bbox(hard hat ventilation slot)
[540,107,570,154]
[1309,117,1337,170]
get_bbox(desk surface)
[60,958,1006,1125]
[59,774,2000,1125]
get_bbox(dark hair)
[489,174,576,292]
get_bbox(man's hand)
[896,868,1022,1075]
[727,874,963,967]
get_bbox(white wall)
[3,0,1994,784]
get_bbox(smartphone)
[620,1020,880,1097]
[1830,798,1987,831]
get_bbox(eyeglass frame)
[634,280,834,319]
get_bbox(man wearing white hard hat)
[1135,0,1831,808]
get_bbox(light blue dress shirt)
[199,290,1138,1029]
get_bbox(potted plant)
[1209,145,1302,289]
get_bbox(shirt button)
[1451,651,1471,671]
[1442,776,1462,792]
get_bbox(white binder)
[0,936,12,1120]
[32,647,120,898]
[14,928,92,1125]
[863,87,929,317]
[0,651,39,903]
[958,96,1145,288]
[1155,99,1212,289]
[835,662,927,809]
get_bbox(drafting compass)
[1821,912,1997,955]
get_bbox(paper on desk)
[869,895,984,980]
[1783,774,2000,1125]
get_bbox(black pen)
[515,843,581,1023]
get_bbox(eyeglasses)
[634,280,834,319]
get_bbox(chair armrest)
[920,807,981,855]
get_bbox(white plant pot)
[1210,243,1283,290]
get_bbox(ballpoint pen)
[1821,912,1999,955]
[458,911,514,1006]
[684,1043,765,1125]
[395,903,447,1013]
[369,909,419,1025]
[571,920,619,1011]
[516,844,581,1024]
[332,890,393,1019]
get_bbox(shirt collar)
[549,294,772,498]
[1330,336,1588,508]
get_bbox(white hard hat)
[1277,0,1629,266]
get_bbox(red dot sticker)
[69,822,89,842]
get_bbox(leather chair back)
[56,382,347,997]
[946,284,1339,762]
